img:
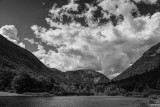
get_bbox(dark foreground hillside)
[0,35,67,81]
[0,34,109,95]
[0,34,70,93]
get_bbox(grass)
[0,92,23,96]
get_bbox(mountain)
[0,34,109,84]
[114,42,160,81]
[65,69,109,84]
[0,34,66,81]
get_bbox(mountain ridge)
[65,69,109,84]
[0,34,67,81]
[114,42,160,81]
[0,34,109,84]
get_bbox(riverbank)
[0,92,24,96]
[0,92,55,97]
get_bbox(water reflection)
[0,96,138,107]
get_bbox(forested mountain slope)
[114,42,160,81]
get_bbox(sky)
[0,0,160,79]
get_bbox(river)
[0,96,141,107]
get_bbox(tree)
[45,76,56,92]
[0,69,15,91]
[11,72,34,93]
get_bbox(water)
[0,96,140,107]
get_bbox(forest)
[1,65,160,97]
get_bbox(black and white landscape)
[0,0,160,107]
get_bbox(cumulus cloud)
[0,25,19,43]
[46,0,79,28]
[133,0,158,4]
[18,42,25,48]
[24,38,39,45]
[32,0,160,78]
[98,0,138,19]
[0,25,25,48]
[33,44,82,71]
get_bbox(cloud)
[98,0,138,19]
[18,42,25,48]
[0,25,25,48]
[32,0,160,78]
[108,72,121,79]
[24,38,35,44]
[33,44,82,71]
[0,25,19,43]
[133,0,158,4]
[46,0,79,28]
[24,38,39,45]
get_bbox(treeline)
[0,68,56,94]
[1,66,160,97]
[0,67,125,96]
[112,67,160,91]
[0,68,95,95]
[84,66,160,97]
[100,67,160,97]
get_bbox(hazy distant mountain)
[114,42,160,81]
[65,69,109,84]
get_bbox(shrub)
[148,94,158,100]
[104,85,126,96]
[0,70,15,91]
[124,91,133,97]
[135,99,149,107]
